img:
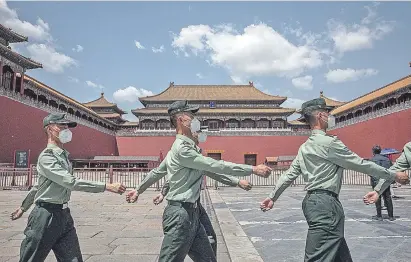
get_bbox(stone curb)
[207,190,264,262]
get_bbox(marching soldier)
[260,98,409,262]
[11,113,126,262]
[152,131,253,255]
[126,100,271,262]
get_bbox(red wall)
[0,96,118,164]
[330,108,411,159]
[116,135,308,164]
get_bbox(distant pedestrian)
[370,145,394,221]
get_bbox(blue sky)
[1,1,410,121]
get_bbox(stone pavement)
[0,189,230,262]
[217,185,411,262]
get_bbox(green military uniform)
[267,98,397,262]
[161,169,240,256]
[19,113,106,262]
[374,142,411,190]
[134,100,253,262]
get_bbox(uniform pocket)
[304,194,336,229]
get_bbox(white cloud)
[0,1,51,42]
[152,45,165,53]
[292,75,313,90]
[327,3,394,53]
[172,23,324,79]
[134,40,145,49]
[72,45,83,52]
[85,80,104,89]
[113,86,154,103]
[196,73,204,79]
[281,97,306,110]
[0,0,77,74]
[325,68,378,83]
[26,44,77,73]
[68,76,79,83]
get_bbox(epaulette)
[43,148,54,154]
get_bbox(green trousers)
[19,205,83,262]
[302,191,353,262]
[159,203,216,262]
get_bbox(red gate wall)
[0,96,118,164]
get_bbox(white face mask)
[190,118,201,134]
[58,129,73,144]
[327,115,336,129]
[198,132,207,143]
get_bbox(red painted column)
[20,72,25,95]
[0,61,3,87]
[12,72,16,92]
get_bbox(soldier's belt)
[168,200,198,209]
[36,202,69,210]
[307,189,338,198]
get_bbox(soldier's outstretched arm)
[328,138,401,184]
[127,159,168,203]
[10,184,38,220]
[178,144,271,177]
[38,152,125,194]
[390,142,411,171]
[374,142,411,194]
[260,157,302,212]
[206,172,252,190]
[269,157,302,201]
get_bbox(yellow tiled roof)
[98,113,121,118]
[121,122,139,126]
[132,107,295,115]
[331,75,411,115]
[265,157,278,162]
[139,82,286,103]
[24,75,115,125]
[288,120,309,126]
[83,93,126,114]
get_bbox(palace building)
[132,81,296,130]
[1,23,411,166]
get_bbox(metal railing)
[3,166,409,190]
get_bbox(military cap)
[43,113,77,128]
[167,100,199,115]
[301,98,327,115]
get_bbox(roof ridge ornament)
[320,91,324,97]
[169,81,174,87]
[249,81,254,86]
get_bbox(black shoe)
[372,216,383,221]
[388,217,395,221]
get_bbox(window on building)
[141,121,155,129]
[157,121,170,129]
[208,121,219,130]
[244,154,257,166]
[242,120,255,128]
[226,120,239,128]
[272,120,284,128]
[256,120,270,128]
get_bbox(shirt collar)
[311,129,326,136]
[176,134,196,146]
[47,143,69,156]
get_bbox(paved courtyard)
[217,186,411,262]
[1,186,411,262]
[0,189,230,262]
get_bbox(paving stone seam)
[207,189,264,262]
